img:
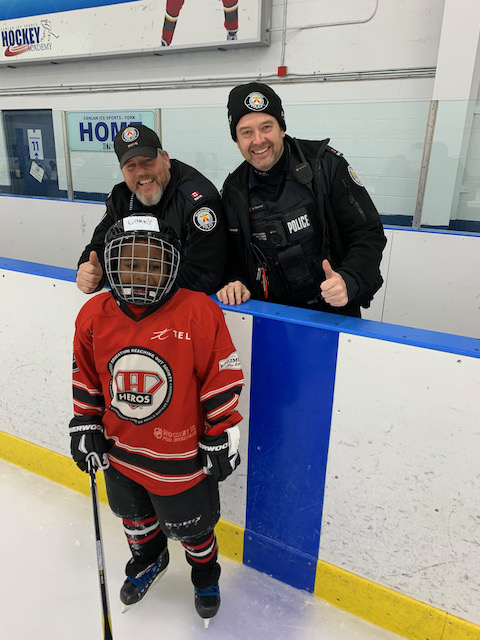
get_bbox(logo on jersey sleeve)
[193,207,217,232]
[219,352,241,371]
[109,347,173,425]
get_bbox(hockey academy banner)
[0,0,271,65]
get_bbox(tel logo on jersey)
[109,347,173,424]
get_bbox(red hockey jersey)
[72,289,244,496]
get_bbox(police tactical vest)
[248,159,327,302]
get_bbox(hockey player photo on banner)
[0,0,269,65]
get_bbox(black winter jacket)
[221,135,387,315]
[78,159,226,295]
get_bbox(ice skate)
[194,582,220,628]
[120,548,169,611]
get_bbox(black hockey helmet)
[104,216,181,306]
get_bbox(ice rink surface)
[0,458,405,640]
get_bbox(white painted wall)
[321,333,480,624]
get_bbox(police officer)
[77,124,226,295]
[216,83,386,317]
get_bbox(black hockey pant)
[104,466,221,585]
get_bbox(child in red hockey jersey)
[69,215,243,626]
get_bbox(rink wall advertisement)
[0,0,271,65]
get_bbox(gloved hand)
[198,426,240,481]
[69,419,110,472]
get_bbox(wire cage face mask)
[105,221,181,306]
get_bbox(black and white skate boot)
[120,548,169,611]
[194,583,220,629]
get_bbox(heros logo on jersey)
[193,207,217,232]
[109,346,173,425]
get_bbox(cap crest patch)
[122,127,140,143]
[245,92,269,111]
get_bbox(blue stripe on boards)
[0,258,76,282]
[245,315,338,589]
[0,0,136,21]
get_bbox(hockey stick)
[87,456,114,640]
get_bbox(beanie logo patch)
[122,127,140,143]
[245,92,269,111]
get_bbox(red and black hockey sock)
[122,515,167,569]
[181,530,220,587]
[222,0,238,32]
[162,0,185,46]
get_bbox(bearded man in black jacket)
[217,82,386,317]
[77,124,226,296]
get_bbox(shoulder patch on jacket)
[193,207,217,232]
[347,165,364,187]
[176,180,207,204]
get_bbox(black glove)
[69,418,110,472]
[198,426,240,481]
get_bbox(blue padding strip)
[246,316,338,558]
[243,529,317,593]
[216,299,480,359]
[0,258,76,282]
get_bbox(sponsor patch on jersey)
[193,207,217,232]
[348,165,364,187]
[109,347,173,425]
[121,126,140,143]
[219,352,241,371]
[151,328,191,342]
[245,92,269,111]
[153,423,197,443]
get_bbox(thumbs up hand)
[76,251,104,293]
[320,259,348,307]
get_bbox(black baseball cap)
[227,82,286,141]
[114,124,163,168]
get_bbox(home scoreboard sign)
[0,0,270,65]
[66,111,156,152]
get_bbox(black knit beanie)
[227,82,286,141]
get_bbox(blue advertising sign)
[66,111,156,152]
[0,1,137,22]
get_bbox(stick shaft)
[88,460,114,640]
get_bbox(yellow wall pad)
[0,430,243,563]
[315,560,480,640]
